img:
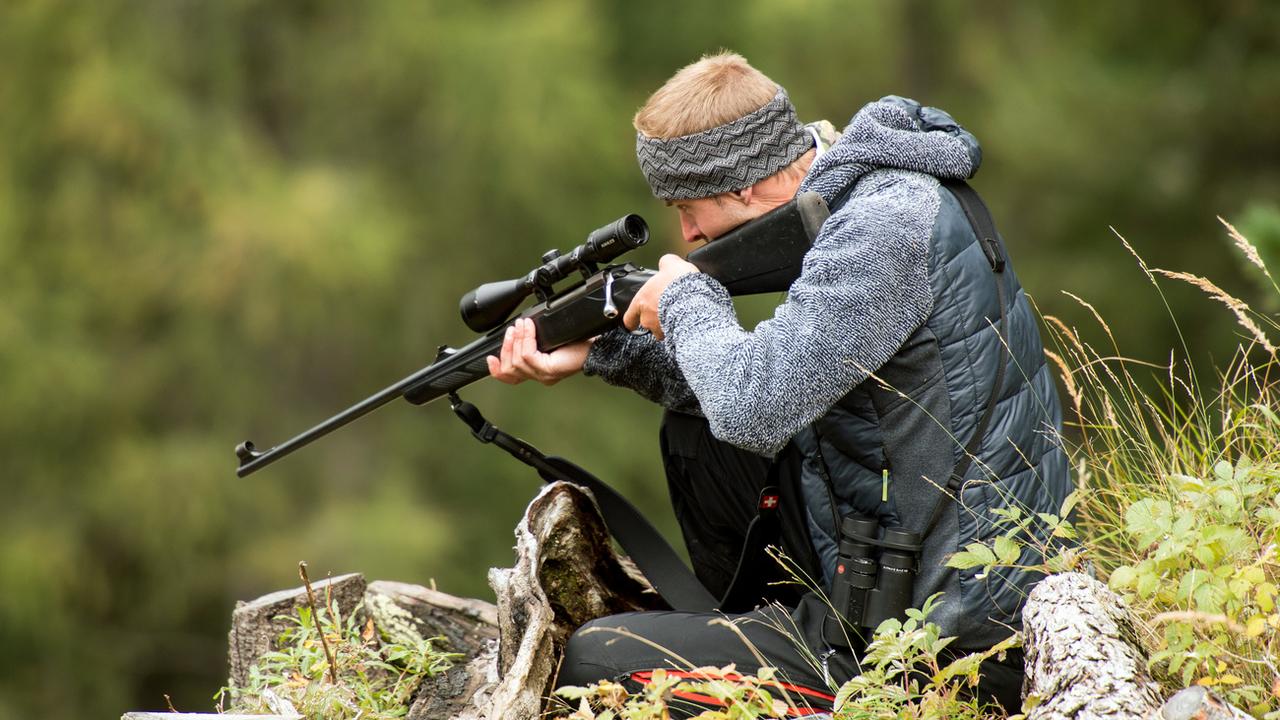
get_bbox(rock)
[1021,572,1163,720]
[1158,686,1253,720]
[225,572,367,690]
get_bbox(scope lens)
[621,214,646,242]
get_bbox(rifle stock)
[686,191,827,294]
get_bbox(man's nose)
[679,214,705,243]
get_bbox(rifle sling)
[448,394,719,612]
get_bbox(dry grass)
[1041,218,1280,714]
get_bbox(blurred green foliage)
[0,1,1277,717]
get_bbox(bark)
[1021,572,1165,720]
[120,707,295,712]
[1020,573,1256,720]
[406,642,499,720]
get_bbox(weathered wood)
[361,583,498,720]
[226,572,368,690]
[122,715,296,719]
[366,580,498,659]
[1158,686,1254,720]
[1022,572,1164,720]
[477,481,665,719]
[406,640,499,720]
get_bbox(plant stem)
[299,561,340,685]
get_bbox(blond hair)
[634,52,780,139]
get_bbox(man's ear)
[728,186,754,206]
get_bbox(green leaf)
[1170,473,1207,492]
[966,542,997,566]
[946,551,983,571]
[1059,490,1080,518]
[1215,489,1240,509]
[1214,460,1234,482]
[994,536,1021,565]
[1172,513,1196,538]
[1137,570,1160,599]
[1126,499,1172,546]
[1194,580,1227,613]
[1109,565,1138,590]
[1194,544,1217,565]
[1178,570,1207,603]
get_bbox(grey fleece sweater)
[584,97,979,457]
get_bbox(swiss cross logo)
[760,495,779,510]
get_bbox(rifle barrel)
[235,332,503,477]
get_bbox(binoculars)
[823,514,921,648]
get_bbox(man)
[489,52,1069,715]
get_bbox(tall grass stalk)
[1044,221,1280,717]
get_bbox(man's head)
[634,52,815,243]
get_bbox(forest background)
[1,1,1278,718]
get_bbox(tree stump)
[226,572,368,691]
[367,580,498,658]
[218,481,664,719]
[472,480,665,719]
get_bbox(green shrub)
[948,219,1280,717]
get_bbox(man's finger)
[487,355,517,384]
[514,320,542,375]
[519,318,538,359]
[645,308,664,341]
[499,325,516,376]
[623,301,641,331]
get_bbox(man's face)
[668,194,767,245]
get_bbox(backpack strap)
[921,180,1009,537]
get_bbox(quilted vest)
[793,173,1070,649]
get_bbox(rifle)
[235,191,829,478]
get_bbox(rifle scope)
[460,214,648,332]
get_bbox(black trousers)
[558,410,1025,716]
[659,410,822,608]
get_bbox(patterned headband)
[636,87,813,201]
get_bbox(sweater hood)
[799,96,982,204]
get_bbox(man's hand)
[487,317,590,385]
[623,254,699,340]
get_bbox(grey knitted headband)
[636,87,813,201]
